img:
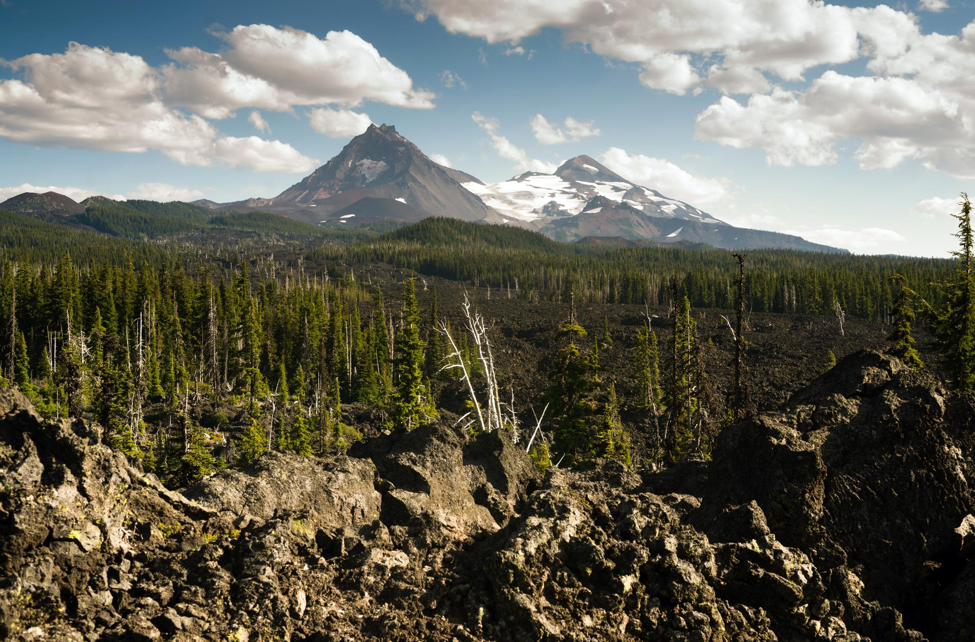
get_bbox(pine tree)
[14,330,34,398]
[666,295,698,463]
[290,405,312,456]
[392,277,436,430]
[237,416,268,466]
[595,382,631,467]
[888,275,923,369]
[934,194,975,390]
[545,320,600,465]
[826,349,837,371]
[180,422,215,483]
[633,325,662,411]
[275,361,290,451]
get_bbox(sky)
[0,0,973,257]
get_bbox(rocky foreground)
[2,351,975,641]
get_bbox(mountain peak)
[555,156,629,184]
[363,123,400,139]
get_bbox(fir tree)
[888,274,923,369]
[595,382,631,467]
[180,422,215,483]
[633,325,662,412]
[14,330,34,398]
[237,416,268,466]
[934,194,975,390]
[666,295,698,462]
[392,277,436,430]
[545,320,601,466]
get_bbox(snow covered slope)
[464,155,724,227]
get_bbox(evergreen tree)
[633,325,662,411]
[665,295,698,463]
[275,361,290,451]
[934,194,975,390]
[545,320,600,465]
[14,330,34,398]
[888,275,923,369]
[392,277,436,430]
[290,405,312,456]
[237,416,268,466]
[180,422,215,483]
[826,349,837,370]
[595,382,631,467]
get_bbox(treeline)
[316,217,952,323]
[0,253,398,485]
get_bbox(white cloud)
[440,69,468,89]
[126,182,205,201]
[503,46,535,59]
[599,147,730,206]
[0,183,124,203]
[212,136,320,173]
[405,1,975,179]
[638,53,701,96]
[911,196,963,219]
[706,65,771,95]
[782,226,906,254]
[248,110,270,133]
[472,111,558,173]
[308,108,373,138]
[405,0,881,80]
[530,114,600,145]
[0,42,320,173]
[429,153,453,167]
[919,0,948,12]
[164,25,435,115]
[695,71,975,176]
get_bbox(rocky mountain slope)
[1,349,972,640]
[219,124,502,226]
[0,191,86,222]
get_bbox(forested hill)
[319,217,952,323]
[0,197,957,324]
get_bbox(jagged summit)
[259,123,498,224]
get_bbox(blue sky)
[1,0,973,256]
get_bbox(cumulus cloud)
[599,147,730,206]
[211,136,320,173]
[404,1,975,179]
[440,69,467,89]
[308,108,373,138]
[0,183,124,203]
[429,153,453,167]
[0,42,320,173]
[248,110,269,133]
[695,71,975,176]
[530,114,600,145]
[706,65,771,95]
[782,226,906,254]
[919,0,948,12]
[164,25,435,115]
[472,111,558,173]
[911,196,963,219]
[638,53,701,95]
[126,182,205,201]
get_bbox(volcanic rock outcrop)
[1,350,973,640]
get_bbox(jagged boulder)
[691,350,975,639]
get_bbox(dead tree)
[730,253,750,421]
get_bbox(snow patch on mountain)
[357,159,388,183]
